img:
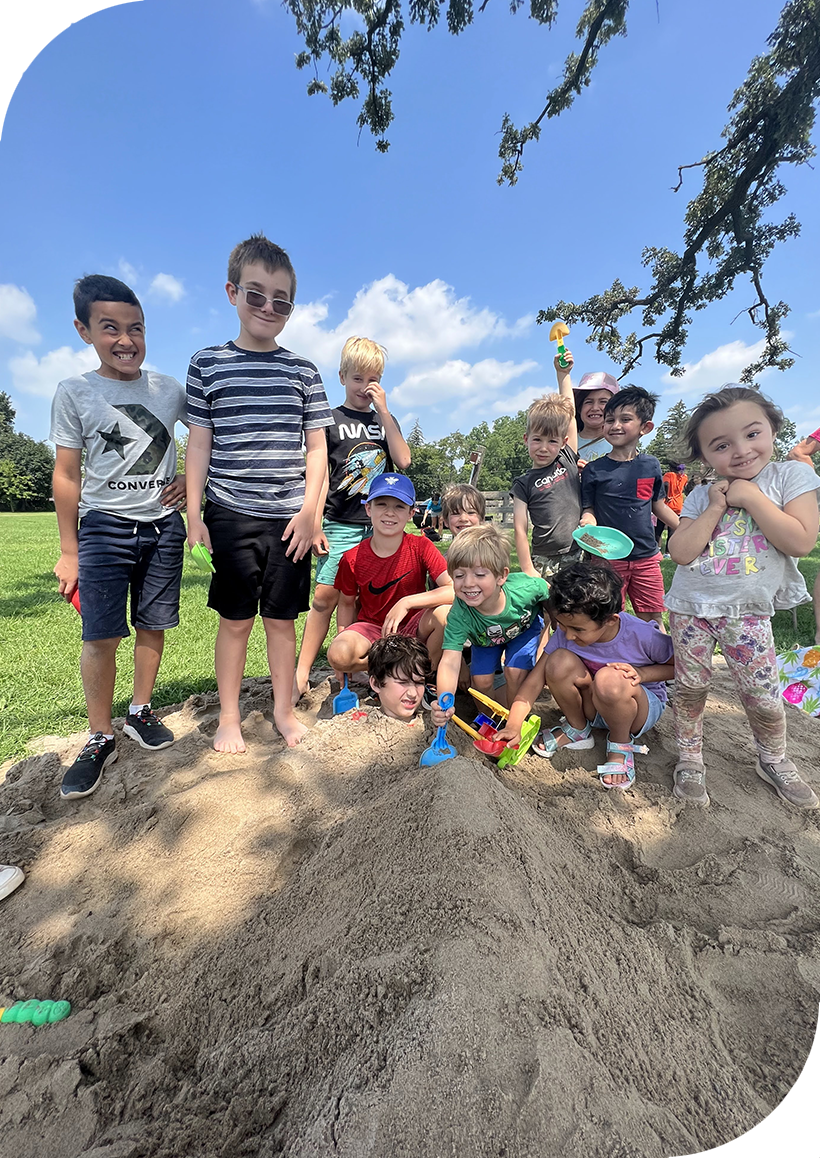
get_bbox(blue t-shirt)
[545,611,674,703]
[580,453,664,559]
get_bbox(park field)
[2,511,819,763]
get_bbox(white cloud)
[660,338,772,396]
[390,358,539,422]
[118,259,139,285]
[0,284,41,345]
[285,275,533,369]
[149,273,185,303]
[9,345,97,397]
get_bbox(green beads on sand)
[0,999,71,1025]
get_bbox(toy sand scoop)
[333,674,359,715]
[549,321,570,368]
[419,693,456,767]
[573,525,633,561]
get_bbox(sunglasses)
[234,284,294,317]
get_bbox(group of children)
[47,233,820,816]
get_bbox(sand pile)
[1,664,819,1158]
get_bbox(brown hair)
[227,234,296,301]
[685,385,782,460]
[441,484,486,520]
[446,523,510,578]
[526,393,575,438]
[368,635,431,686]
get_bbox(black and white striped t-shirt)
[187,342,333,518]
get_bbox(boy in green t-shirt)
[433,524,549,713]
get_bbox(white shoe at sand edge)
[0,865,25,901]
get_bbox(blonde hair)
[526,393,574,438]
[340,336,386,380]
[446,524,510,578]
[441,483,486,520]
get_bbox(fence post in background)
[468,447,486,488]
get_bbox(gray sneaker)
[673,759,709,806]
[756,758,819,809]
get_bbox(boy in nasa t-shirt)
[294,336,411,698]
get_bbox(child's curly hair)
[368,635,431,687]
[547,561,623,625]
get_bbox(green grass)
[2,513,819,763]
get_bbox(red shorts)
[340,608,427,645]
[608,553,665,614]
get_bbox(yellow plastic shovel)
[549,321,570,368]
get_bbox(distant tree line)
[0,392,54,512]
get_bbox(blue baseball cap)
[365,473,416,506]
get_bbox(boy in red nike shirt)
[327,474,454,677]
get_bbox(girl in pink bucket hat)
[555,349,619,465]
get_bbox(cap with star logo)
[364,473,416,506]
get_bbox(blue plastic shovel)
[419,693,456,767]
[333,674,359,715]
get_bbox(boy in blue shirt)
[186,235,333,753]
[580,386,679,628]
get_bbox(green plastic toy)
[572,525,634,561]
[497,714,541,769]
[190,542,215,573]
[0,999,71,1025]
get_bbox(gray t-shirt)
[50,370,186,521]
[664,461,820,618]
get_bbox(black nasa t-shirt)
[510,446,582,555]
[580,452,664,559]
[324,405,399,524]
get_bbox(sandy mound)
[1,664,819,1158]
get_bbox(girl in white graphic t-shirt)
[665,385,820,809]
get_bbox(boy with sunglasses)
[186,234,333,753]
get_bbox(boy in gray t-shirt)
[50,275,187,801]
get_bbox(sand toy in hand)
[572,526,633,561]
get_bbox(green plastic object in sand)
[190,542,215,573]
[0,999,71,1025]
[497,714,541,769]
[572,525,634,561]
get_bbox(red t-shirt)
[335,533,448,626]
[662,470,687,514]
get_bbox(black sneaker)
[422,684,438,711]
[123,706,175,750]
[60,733,118,800]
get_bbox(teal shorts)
[315,519,372,586]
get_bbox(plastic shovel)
[190,542,215,573]
[549,321,570,368]
[333,674,359,715]
[419,693,456,767]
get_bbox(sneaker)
[60,733,118,800]
[756,758,819,809]
[421,684,438,711]
[0,865,25,901]
[673,760,709,806]
[123,706,174,750]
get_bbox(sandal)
[534,717,595,758]
[597,739,648,790]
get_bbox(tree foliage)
[0,391,55,512]
[285,0,820,381]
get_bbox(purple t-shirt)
[544,611,674,703]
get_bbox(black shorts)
[203,500,311,621]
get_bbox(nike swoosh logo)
[368,571,412,595]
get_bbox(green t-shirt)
[443,572,549,651]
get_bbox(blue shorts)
[592,686,666,738]
[314,519,371,587]
[470,617,544,676]
[77,509,185,641]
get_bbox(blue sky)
[1,0,819,458]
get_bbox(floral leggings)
[668,612,786,764]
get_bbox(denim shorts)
[77,509,185,641]
[591,686,666,738]
[314,519,372,587]
[470,617,544,676]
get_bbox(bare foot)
[214,719,246,754]
[601,752,629,788]
[274,710,308,747]
[291,671,309,707]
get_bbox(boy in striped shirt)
[186,235,333,752]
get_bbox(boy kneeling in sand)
[496,561,674,790]
[368,636,431,720]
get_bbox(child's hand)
[495,723,522,748]
[606,662,641,686]
[186,515,212,554]
[312,529,329,557]
[54,552,79,600]
[282,508,314,562]
[707,479,730,511]
[381,597,411,636]
[574,668,593,692]
[431,699,454,727]
[554,348,574,374]
[161,474,187,510]
[364,381,388,414]
[725,479,759,510]
[577,459,589,471]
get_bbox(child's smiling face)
[451,564,508,611]
[579,389,612,434]
[524,429,566,469]
[697,401,776,481]
[446,506,482,535]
